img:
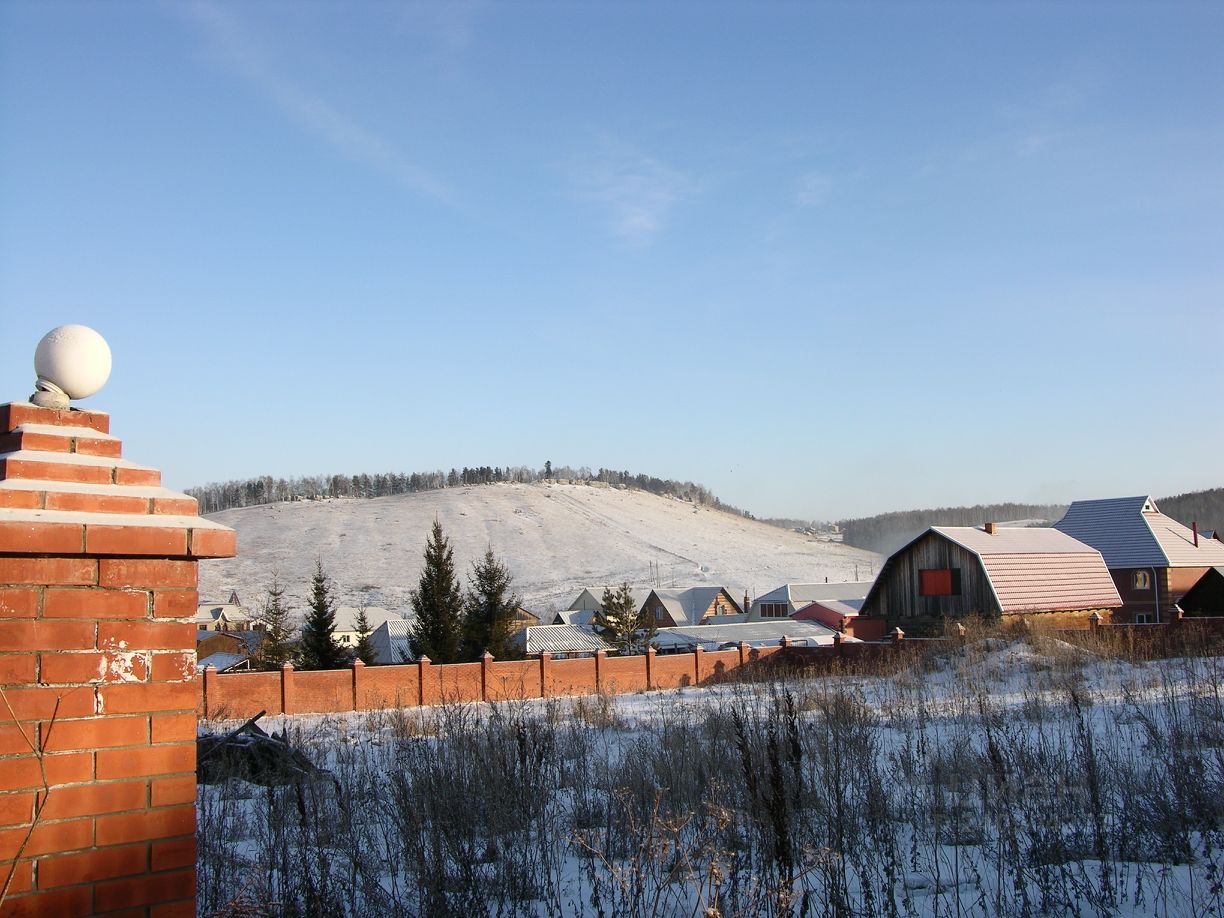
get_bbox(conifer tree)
[462,546,521,661]
[594,582,649,653]
[256,574,294,671]
[409,520,464,664]
[353,604,377,665]
[300,560,346,670]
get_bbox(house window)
[760,602,789,618]
[919,569,961,597]
[1135,612,1153,624]
[1133,570,1151,590]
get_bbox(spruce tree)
[256,574,294,670]
[409,520,464,664]
[353,604,377,665]
[462,546,521,661]
[300,560,345,670]
[594,582,647,653]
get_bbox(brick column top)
[0,402,235,559]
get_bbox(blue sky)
[2,1,1221,520]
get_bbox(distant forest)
[837,487,1224,556]
[186,464,752,518]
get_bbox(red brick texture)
[0,401,234,916]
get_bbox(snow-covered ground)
[198,482,881,616]
[197,639,1224,917]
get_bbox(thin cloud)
[397,0,484,55]
[570,140,693,242]
[182,2,449,202]
[796,171,832,207]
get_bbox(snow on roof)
[796,598,865,619]
[1055,496,1224,569]
[520,625,612,655]
[199,652,249,672]
[649,586,740,625]
[654,620,839,650]
[369,619,413,664]
[933,526,1121,613]
[333,606,405,633]
[934,525,1100,555]
[195,603,251,625]
[754,581,874,606]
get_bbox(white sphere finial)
[31,325,112,408]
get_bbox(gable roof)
[195,603,250,626]
[653,619,840,650]
[1054,496,1224,568]
[333,606,405,634]
[755,582,874,607]
[369,619,413,665]
[518,624,612,655]
[649,587,741,626]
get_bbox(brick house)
[1054,496,1224,622]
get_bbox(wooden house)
[642,587,743,627]
[1054,496,1224,622]
[860,524,1120,632]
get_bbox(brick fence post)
[594,649,606,693]
[351,659,365,711]
[280,663,295,716]
[480,651,493,702]
[0,397,235,917]
[417,656,431,707]
[693,645,705,684]
[202,663,217,718]
[738,641,748,670]
[539,652,551,699]
[644,646,655,691]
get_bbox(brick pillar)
[0,400,235,917]
[593,649,605,693]
[538,652,550,699]
[480,652,493,702]
[417,656,431,707]
[644,646,655,691]
[350,660,364,711]
[280,663,295,716]
[693,645,705,684]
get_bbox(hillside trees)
[409,520,464,664]
[300,560,347,670]
[463,547,521,660]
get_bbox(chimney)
[985,522,999,535]
[1193,521,1199,548]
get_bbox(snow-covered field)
[198,482,881,616]
[197,638,1224,917]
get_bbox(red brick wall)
[0,401,234,917]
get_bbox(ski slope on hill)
[198,481,880,618]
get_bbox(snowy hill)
[198,481,881,618]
